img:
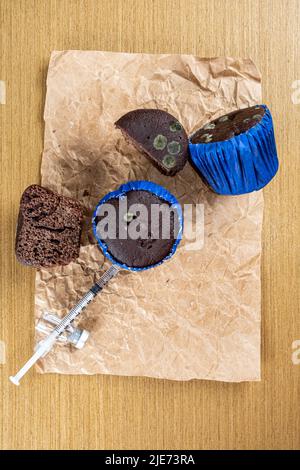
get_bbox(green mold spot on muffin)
[169,121,182,132]
[162,155,176,169]
[167,141,181,155]
[201,133,213,143]
[153,134,167,150]
[123,212,135,223]
[218,115,229,123]
[203,122,216,130]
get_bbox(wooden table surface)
[1,0,299,450]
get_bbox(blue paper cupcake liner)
[92,180,183,271]
[189,105,279,195]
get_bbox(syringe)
[9,264,120,385]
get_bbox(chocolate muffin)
[115,109,189,176]
[189,104,279,195]
[94,189,180,268]
[16,185,84,267]
[190,105,265,144]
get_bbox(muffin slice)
[16,185,84,267]
[115,109,189,176]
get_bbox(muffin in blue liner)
[92,180,183,271]
[189,105,279,195]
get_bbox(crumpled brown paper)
[35,51,263,382]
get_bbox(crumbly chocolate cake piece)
[115,109,189,176]
[15,185,84,267]
[95,190,179,268]
[190,105,265,144]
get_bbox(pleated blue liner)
[92,180,183,271]
[189,105,279,195]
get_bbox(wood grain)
[0,0,299,450]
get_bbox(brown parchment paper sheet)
[35,51,263,382]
